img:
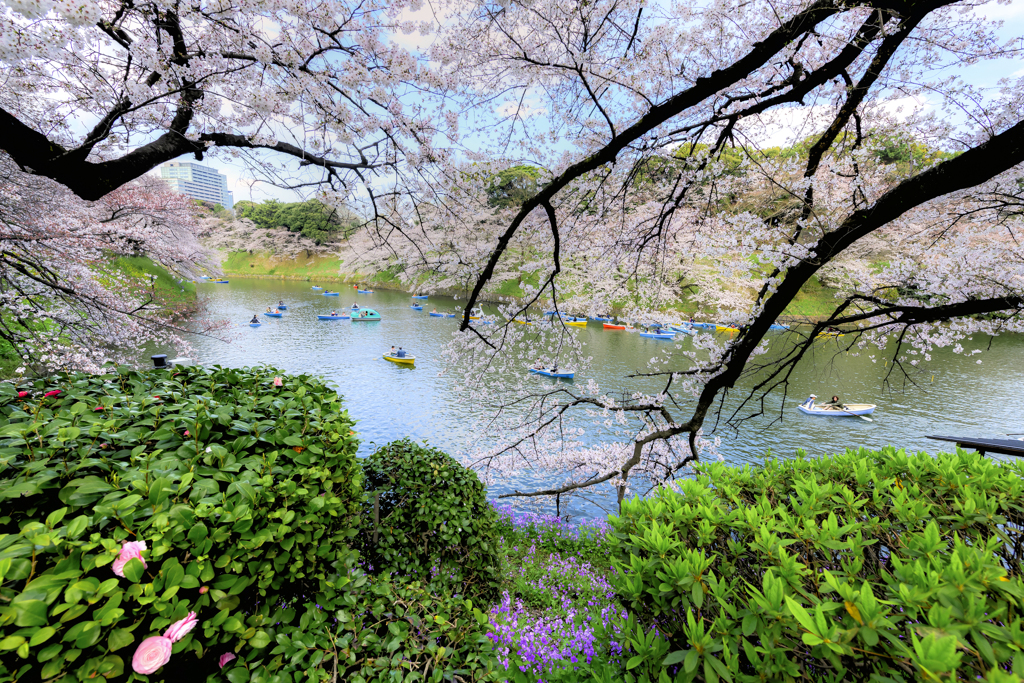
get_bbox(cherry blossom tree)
[354,0,1024,507]
[0,153,217,374]
[0,0,443,200]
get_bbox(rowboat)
[817,331,845,338]
[446,313,458,318]
[214,280,229,284]
[429,312,445,317]
[248,323,261,327]
[351,304,360,310]
[798,403,876,417]
[544,310,557,316]
[529,368,575,379]
[768,323,789,331]
[688,322,715,329]
[311,286,323,290]
[411,305,423,310]
[471,319,494,324]
[353,308,382,321]
[603,323,627,330]
[592,316,613,322]
[277,305,287,310]
[640,332,675,339]
[264,312,283,318]
[317,314,350,320]
[323,292,340,296]
[715,324,739,332]
[668,325,695,335]
[357,289,374,294]
[383,353,415,365]
[513,319,536,325]
[412,295,429,299]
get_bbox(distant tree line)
[234,199,360,244]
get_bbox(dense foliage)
[0,365,363,681]
[235,200,357,244]
[360,439,501,602]
[609,447,1024,682]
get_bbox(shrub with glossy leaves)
[360,439,501,602]
[0,365,363,682]
[609,447,1024,683]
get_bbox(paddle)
[833,407,872,422]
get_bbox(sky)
[170,0,1024,207]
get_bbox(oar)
[837,408,872,422]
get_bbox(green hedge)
[609,447,1024,682]
[0,365,362,681]
[360,439,501,603]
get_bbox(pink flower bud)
[132,635,173,674]
[94,405,104,411]
[183,430,190,437]
[273,376,283,387]
[17,391,28,398]
[112,540,147,578]
[219,652,236,668]
[199,586,209,594]
[43,390,61,397]
[163,612,198,642]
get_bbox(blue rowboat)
[668,325,695,335]
[544,310,557,316]
[311,286,323,290]
[357,289,374,294]
[768,323,789,331]
[352,308,381,321]
[264,312,283,318]
[429,312,445,317]
[688,322,715,329]
[529,368,575,379]
[248,323,261,327]
[640,332,675,339]
[323,292,340,296]
[472,320,494,324]
[445,313,458,318]
[214,280,229,284]
[592,316,613,322]
[412,295,429,299]
[317,314,350,320]
[277,305,287,310]
[411,305,423,310]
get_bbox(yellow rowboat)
[513,319,536,326]
[715,325,739,332]
[816,332,845,338]
[565,320,587,327]
[383,353,415,365]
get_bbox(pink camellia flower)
[219,652,236,668]
[199,586,209,594]
[130,611,200,673]
[112,540,147,578]
[273,376,283,387]
[132,635,173,674]
[17,391,28,398]
[164,612,198,642]
[43,390,61,397]
[183,430,190,437]
[94,405,104,411]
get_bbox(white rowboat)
[797,403,876,417]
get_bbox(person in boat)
[432,308,437,313]
[279,300,284,306]
[390,346,396,356]
[800,394,817,409]
[266,307,272,313]
[396,347,406,358]
[551,363,558,373]
[822,395,847,411]
[534,358,544,370]
[330,311,337,316]
[250,315,259,324]
[353,302,359,309]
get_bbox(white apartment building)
[158,161,234,209]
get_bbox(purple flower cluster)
[491,502,611,540]
[487,590,625,675]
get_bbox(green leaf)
[626,655,643,670]
[662,650,687,666]
[0,636,25,650]
[14,599,48,627]
[29,627,56,647]
[250,630,271,649]
[122,558,146,583]
[45,507,68,528]
[108,628,134,652]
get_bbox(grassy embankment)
[219,250,842,318]
[0,256,195,377]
